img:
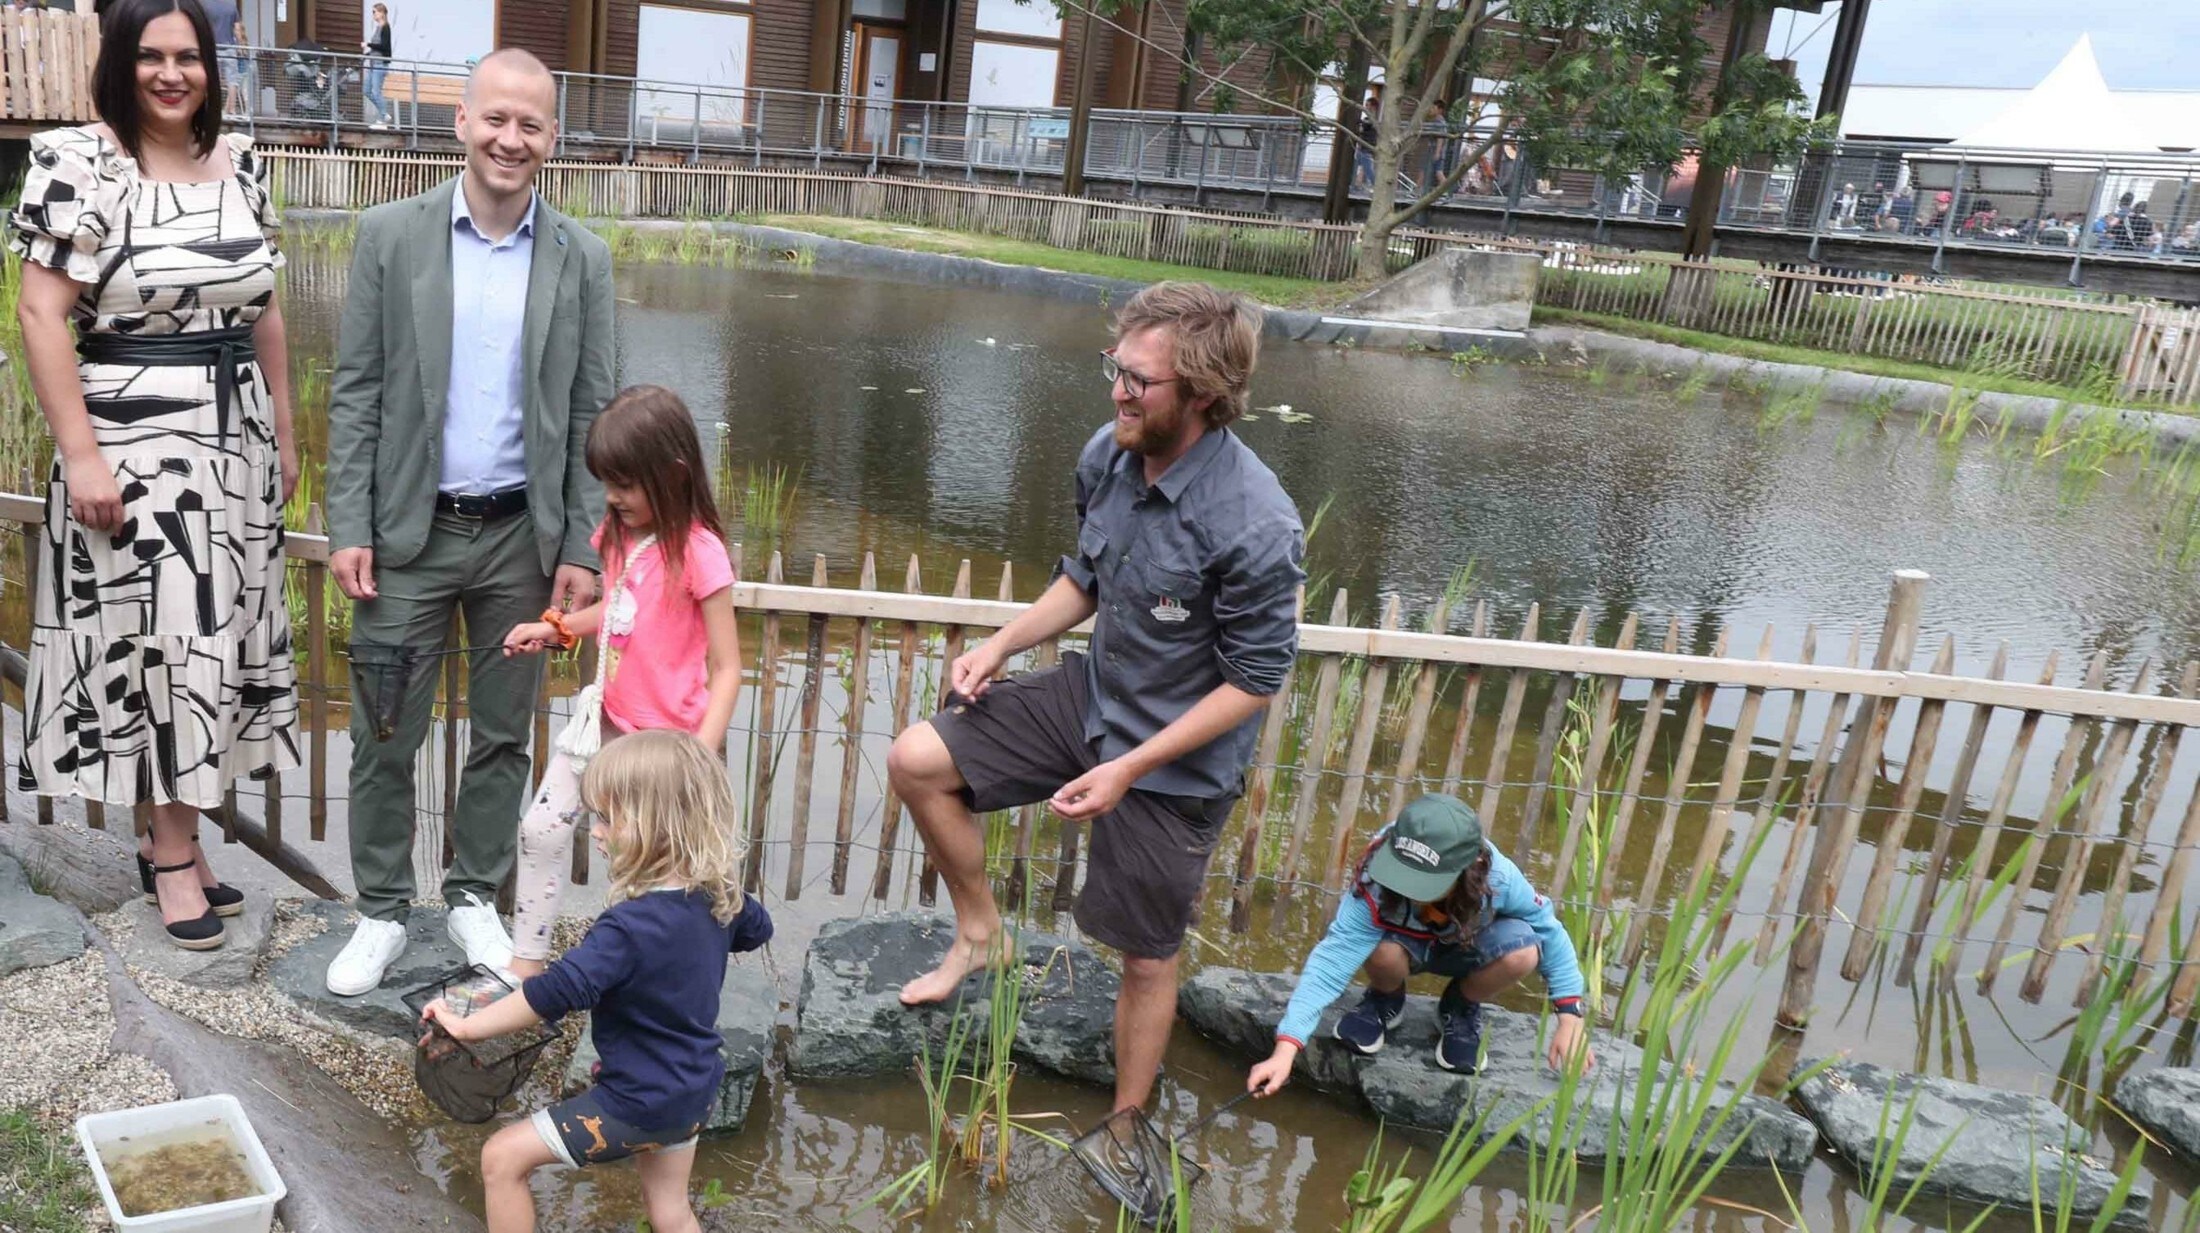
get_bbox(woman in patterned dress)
[10,0,300,950]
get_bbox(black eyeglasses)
[1101,349,1183,400]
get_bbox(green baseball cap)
[1366,795,1486,901]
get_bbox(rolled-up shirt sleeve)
[1054,431,1108,593]
[1212,513,1305,697]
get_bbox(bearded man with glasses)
[886,281,1305,1120]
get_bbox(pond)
[155,251,2200,1228]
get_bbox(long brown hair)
[1438,851,1493,945]
[585,385,727,588]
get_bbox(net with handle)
[400,964,557,1123]
[1068,1090,1254,1227]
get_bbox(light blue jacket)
[1274,835,1586,1046]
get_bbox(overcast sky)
[1766,0,2198,104]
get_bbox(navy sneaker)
[1333,987,1408,1055]
[1436,991,1484,1073]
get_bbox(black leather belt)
[435,486,529,520]
[77,325,256,450]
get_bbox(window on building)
[377,0,492,65]
[975,0,1059,39]
[636,3,753,130]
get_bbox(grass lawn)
[0,1109,100,1232]
[750,215,1346,309]
[1531,306,2164,410]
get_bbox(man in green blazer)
[322,49,617,996]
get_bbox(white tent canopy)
[1937,36,2175,155]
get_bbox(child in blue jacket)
[421,731,773,1233]
[1247,794,1592,1095]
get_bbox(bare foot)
[898,934,990,1006]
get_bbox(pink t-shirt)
[596,523,737,733]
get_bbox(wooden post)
[1600,618,1683,905]
[1230,587,1304,932]
[920,560,973,906]
[26,537,50,827]
[569,638,598,888]
[1277,590,1351,904]
[1436,601,1491,793]
[741,552,785,894]
[784,555,830,901]
[1840,636,1958,979]
[1896,642,2010,976]
[1548,613,1638,900]
[1979,651,2106,991]
[1383,595,1451,821]
[1621,627,1726,966]
[2020,661,2154,1000]
[1514,609,1592,867]
[1475,604,1540,830]
[1778,570,1929,1028]
[1325,597,1401,888]
[1946,654,2062,950]
[2082,661,2198,1003]
[872,557,923,902]
[1684,626,1778,908]
[829,553,878,897]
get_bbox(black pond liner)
[1066,1091,1253,1228]
[400,964,556,1124]
[348,641,506,740]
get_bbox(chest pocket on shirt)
[1137,560,1206,631]
[1077,523,1110,582]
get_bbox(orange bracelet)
[539,607,576,649]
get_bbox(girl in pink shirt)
[502,385,743,978]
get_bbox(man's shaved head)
[463,47,556,109]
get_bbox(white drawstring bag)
[554,533,656,769]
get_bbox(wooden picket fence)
[0,9,97,125]
[259,148,2199,408]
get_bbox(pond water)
[272,254,2200,1231]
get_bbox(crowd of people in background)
[1826,181,2195,254]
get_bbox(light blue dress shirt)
[442,179,536,495]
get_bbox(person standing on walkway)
[887,282,1304,1118]
[9,0,300,951]
[195,0,248,118]
[361,4,392,128]
[323,48,617,997]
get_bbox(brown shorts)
[928,653,1236,959]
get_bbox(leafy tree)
[1163,0,1826,279]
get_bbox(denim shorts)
[1392,916,1539,979]
[530,1088,700,1169]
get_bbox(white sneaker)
[446,893,515,972]
[325,918,408,996]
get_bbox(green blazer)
[325,175,615,574]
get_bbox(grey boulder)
[1179,967,1816,1172]
[1797,1060,2148,1226]
[0,850,85,977]
[269,898,476,1040]
[2115,1067,2200,1163]
[792,912,1118,1086]
[120,894,275,990]
[566,955,777,1132]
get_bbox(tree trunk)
[1354,98,1409,280]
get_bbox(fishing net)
[1066,1091,1250,1228]
[348,641,505,740]
[400,964,555,1124]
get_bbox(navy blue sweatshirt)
[523,889,773,1129]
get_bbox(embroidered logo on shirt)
[1151,595,1189,623]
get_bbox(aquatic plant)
[731,461,800,552]
[1674,365,1713,405]
[1336,1100,1544,1233]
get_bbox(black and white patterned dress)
[7,127,300,808]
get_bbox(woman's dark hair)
[586,385,728,589]
[94,0,223,162]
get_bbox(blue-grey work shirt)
[1055,424,1305,801]
[443,178,536,495]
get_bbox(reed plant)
[1335,1100,1545,1233]
[728,461,800,552]
[1673,365,1713,405]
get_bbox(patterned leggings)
[511,750,588,962]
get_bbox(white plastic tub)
[76,1094,285,1233]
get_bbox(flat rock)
[792,912,1118,1085]
[269,898,475,1040]
[2115,1068,2200,1163]
[121,894,275,990]
[0,850,86,977]
[1179,967,1816,1172]
[566,955,776,1132]
[1797,1060,2148,1225]
[0,816,139,914]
